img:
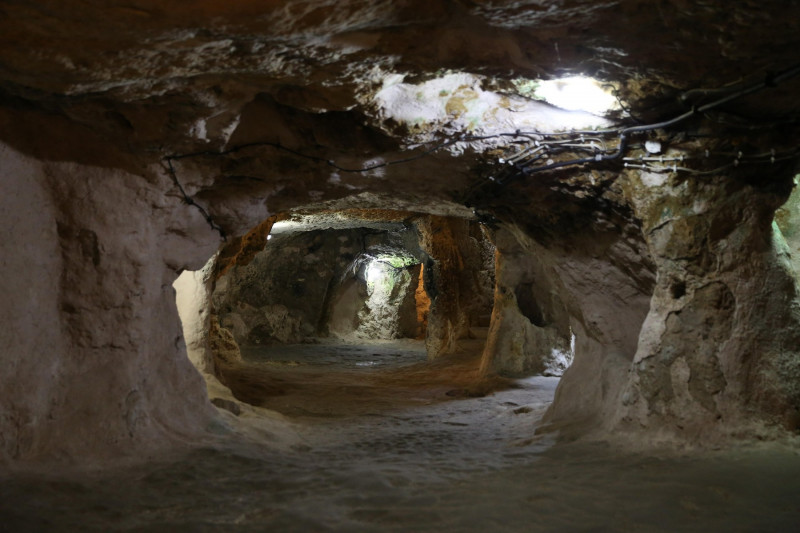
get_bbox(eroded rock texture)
[417,217,495,357]
[476,159,800,442]
[480,227,573,377]
[618,170,800,439]
[212,223,425,345]
[0,143,218,463]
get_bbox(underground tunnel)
[173,208,575,417]
[2,1,800,531]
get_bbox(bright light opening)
[364,254,418,295]
[534,76,618,115]
[366,260,387,288]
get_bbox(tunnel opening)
[213,216,428,348]
[174,208,576,420]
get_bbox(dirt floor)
[220,338,512,417]
[2,338,800,532]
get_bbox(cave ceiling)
[2,0,800,230]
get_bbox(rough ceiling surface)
[3,1,800,155]
[2,0,800,467]
[2,1,799,223]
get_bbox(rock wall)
[498,221,656,436]
[416,217,495,358]
[774,175,800,275]
[616,170,800,441]
[199,213,495,364]
[214,229,362,345]
[0,142,220,463]
[414,265,432,338]
[480,227,573,377]
[173,256,217,373]
[353,261,422,340]
[347,227,426,340]
[483,165,800,443]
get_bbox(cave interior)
[2,1,800,531]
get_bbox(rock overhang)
[3,1,800,158]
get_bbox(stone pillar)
[496,221,655,435]
[480,227,573,376]
[416,216,468,357]
[415,216,491,358]
[618,169,800,439]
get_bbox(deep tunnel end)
[179,209,548,417]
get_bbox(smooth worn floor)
[2,340,800,532]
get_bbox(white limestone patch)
[373,72,611,150]
[220,115,241,146]
[692,198,709,214]
[640,171,668,188]
[189,119,209,142]
[645,140,662,154]
[547,347,574,376]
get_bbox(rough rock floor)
[1,341,799,532]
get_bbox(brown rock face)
[480,227,573,377]
[618,170,800,440]
[417,217,495,357]
[0,143,218,463]
[2,1,800,462]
